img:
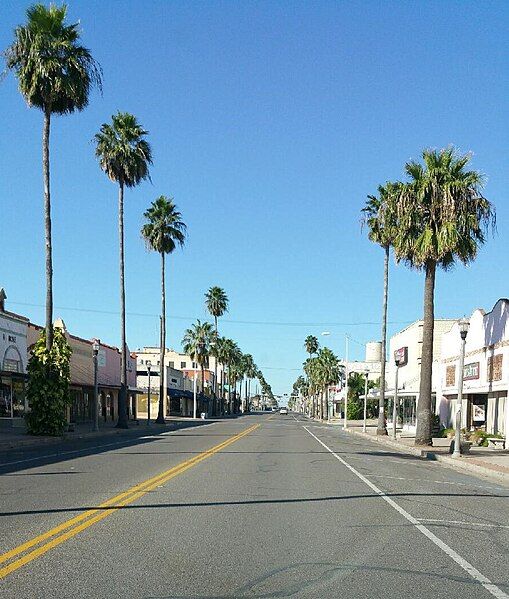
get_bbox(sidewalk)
[0,416,222,451]
[341,422,509,485]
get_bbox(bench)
[431,438,452,448]
[486,437,506,450]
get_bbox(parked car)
[279,407,288,415]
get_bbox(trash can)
[200,412,207,420]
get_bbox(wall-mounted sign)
[487,354,503,382]
[394,346,408,366]
[446,365,456,387]
[473,404,486,423]
[463,362,479,381]
[97,349,106,368]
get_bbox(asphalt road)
[1,413,508,598]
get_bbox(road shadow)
[0,419,217,475]
[2,491,508,518]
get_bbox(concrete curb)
[342,427,509,486]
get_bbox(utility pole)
[344,335,349,429]
[363,369,369,433]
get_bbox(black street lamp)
[453,318,470,458]
[146,360,152,425]
[92,339,100,432]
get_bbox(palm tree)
[205,287,229,415]
[315,347,342,421]
[394,147,495,445]
[304,335,319,359]
[95,112,152,428]
[182,320,215,412]
[221,339,241,413]
[6,4,102,351]
[212,336,229,415]
[362,182,399,435]
[142,196,186,423]
[242,354,257,412]
[304,336,319,416]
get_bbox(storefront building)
[28,319,137,426]
[0,289,28,427]
[437,299,509,438]
[385,319,455,433]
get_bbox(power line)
[10,301,411,328]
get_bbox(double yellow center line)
[0,422,260,579]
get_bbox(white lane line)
[303,425,508,599]
[418,519,509,530]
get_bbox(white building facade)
[385,319,455,433]
[436,299,509,438]
[0,289,28,426]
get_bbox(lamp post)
[453,318,470,458]
[92,339,100,432]
[363,369,369,433]
[146,361,152,425]
[392,353,401,440]
[193,367,197,419]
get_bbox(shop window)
[12,380,25,417]
[0,380,12,417]
[487,354,502,382]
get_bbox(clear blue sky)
[2,0,508,395]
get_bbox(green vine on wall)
[25,327,72,436]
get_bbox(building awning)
[167,388,209,402]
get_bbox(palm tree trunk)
[213,316,218,417]
[415,260,436,445]
[117,181,128,429]
[156,252,166,423]
[201,364,205,414]
[245,377,248,412]
[43,108,53,351]
[220,368,224,415]
[377,245,389,435]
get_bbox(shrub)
[25,328,72,436]
[440,427,455,438]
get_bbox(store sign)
[463,362,479,381]
[394,346,408,366]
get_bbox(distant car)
[279,407,288,415]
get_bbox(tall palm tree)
[142,196,186,423]
[304,335,319,359]
[316,347,342,421]
[182,320,215,404]
[304,336,319,416]
[212,336,229,415]
[394,148,495,445]
[243,354,257,412]
[362,182,399,435]
[205,286,229,415]
[221,339,241,413]
[6,3,102,351]
[95,112,152,428]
